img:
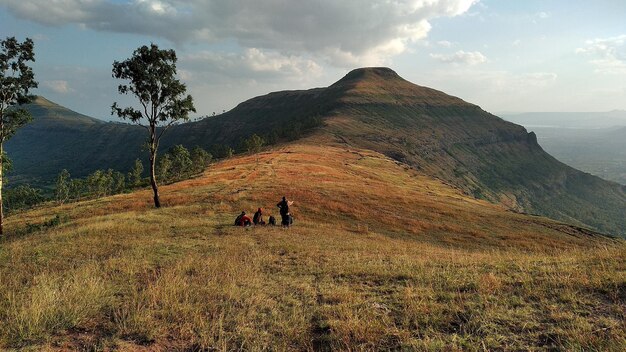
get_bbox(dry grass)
[1,144,624,351]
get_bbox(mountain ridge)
[5,67,626,236]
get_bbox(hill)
[5,96,145,186]
[1,143,624,350]
[310,68,626,236]
[5,69,626,236]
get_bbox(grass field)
[1,144,624,350]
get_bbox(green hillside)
[316,68,626,236]
[5,69,626,236]
[5,97,145,186]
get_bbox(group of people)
[234,196,294,228]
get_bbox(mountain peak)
[24,95,105,125]
[32,95,58,107]
[330,67,469,107]
[332,67,403,87]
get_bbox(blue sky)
[1,0,625,119]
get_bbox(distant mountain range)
[5,68,625,236]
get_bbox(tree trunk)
[0,141,4,237]
[150,152,161,208]
[149,128,161,208]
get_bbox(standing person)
[253,208,265,225]
[277,196,293,227]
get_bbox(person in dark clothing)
[277,196,293,227]
[235,211,252,227]
[253,208,265,225]
[234,212,244,226]
[268,215,276,226]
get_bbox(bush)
[4,185,45,213]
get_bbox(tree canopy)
[0,36,37,235]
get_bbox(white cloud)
[414,68,560,112]
[1,0,479,66]
[181,48,323,82]
[42,80,72,94]
[576,35,626,74]
[437,40,453,47]
[430,50,487,65]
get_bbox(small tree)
[112,44,195,208]
[86,170,105,197]
[0,37,37,236]
[3,184,44,213]
[168,144,193,180]
[112,171,126,194]
[211,144,234,159]
[156,153,172,181]
[128,158,144,187]
[69,178,85,201]
[55,169,71,204]
[191,146,212,173]
[244,134,265,154]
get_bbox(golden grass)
[1,144,624,350]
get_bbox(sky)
[1,0,625,120]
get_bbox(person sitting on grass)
[253,208,266,225]
[268,215,276,226]
[234,211,252,227]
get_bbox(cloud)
[430,50,487,65]
[181,48,323,82]
[42,80,72,94]
[415,68,560,112]
[576,35,626,74]
[1,0,478,66]
[437,40,453,48]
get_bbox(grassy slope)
[1,144,624,351]
[7,74,626,238]
[321,68,626,237]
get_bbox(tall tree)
[112,44,195,208]
[0,37,37,236]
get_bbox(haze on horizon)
[1,0,625,120]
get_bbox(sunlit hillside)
[2,143,624,350]
[8,68,626,236]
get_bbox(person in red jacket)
[234,211,252,227]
